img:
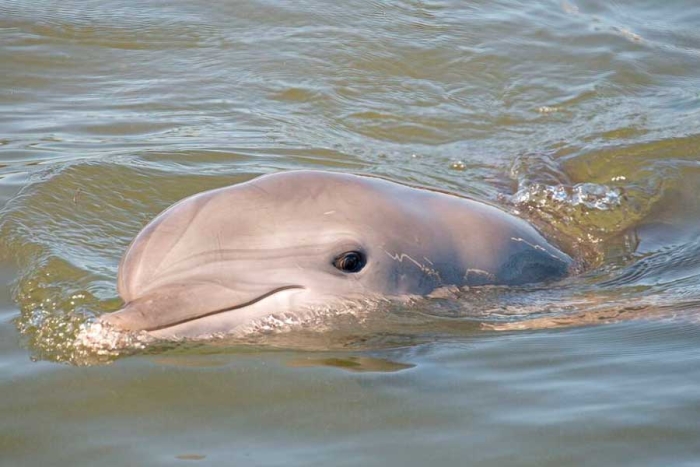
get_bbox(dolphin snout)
[101,283,305,334]
[100,301,154,332]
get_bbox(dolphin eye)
[333,251,366,273]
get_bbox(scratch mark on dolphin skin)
[250,182,271,198]
[323,210,336,215]
[509,237,564,261]
[216,231,224,265]
[151,195,212,280]
[464,268,495,284]
[384,251,441,280]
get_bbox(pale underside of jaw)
[75,287,315,355]
[144,286,310,339]
[75,290,391,361]
[131,285,439,340]
[147,289,398,340]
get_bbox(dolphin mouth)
[101,284,306,334]
[143,285,305,332]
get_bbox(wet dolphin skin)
[102,171,572,338]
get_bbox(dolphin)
[101,170,572,338]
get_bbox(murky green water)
[2,0,700,465]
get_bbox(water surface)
[2,0,700,465]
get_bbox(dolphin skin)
[101,171,572,338]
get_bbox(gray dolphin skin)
[101,171,572,338]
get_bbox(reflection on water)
[288,356,416,373]
[1,0,700,465]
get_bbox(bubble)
[511,182,622,211]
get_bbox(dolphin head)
[101,171,572,338]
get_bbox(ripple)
[2,0,700,367]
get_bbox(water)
[2,0,700,464]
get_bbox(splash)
[511,182,623,211]
[73,320,154,362]
[506,153,656,268]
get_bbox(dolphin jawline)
[145,285,306,332]
[104,285,306,333]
